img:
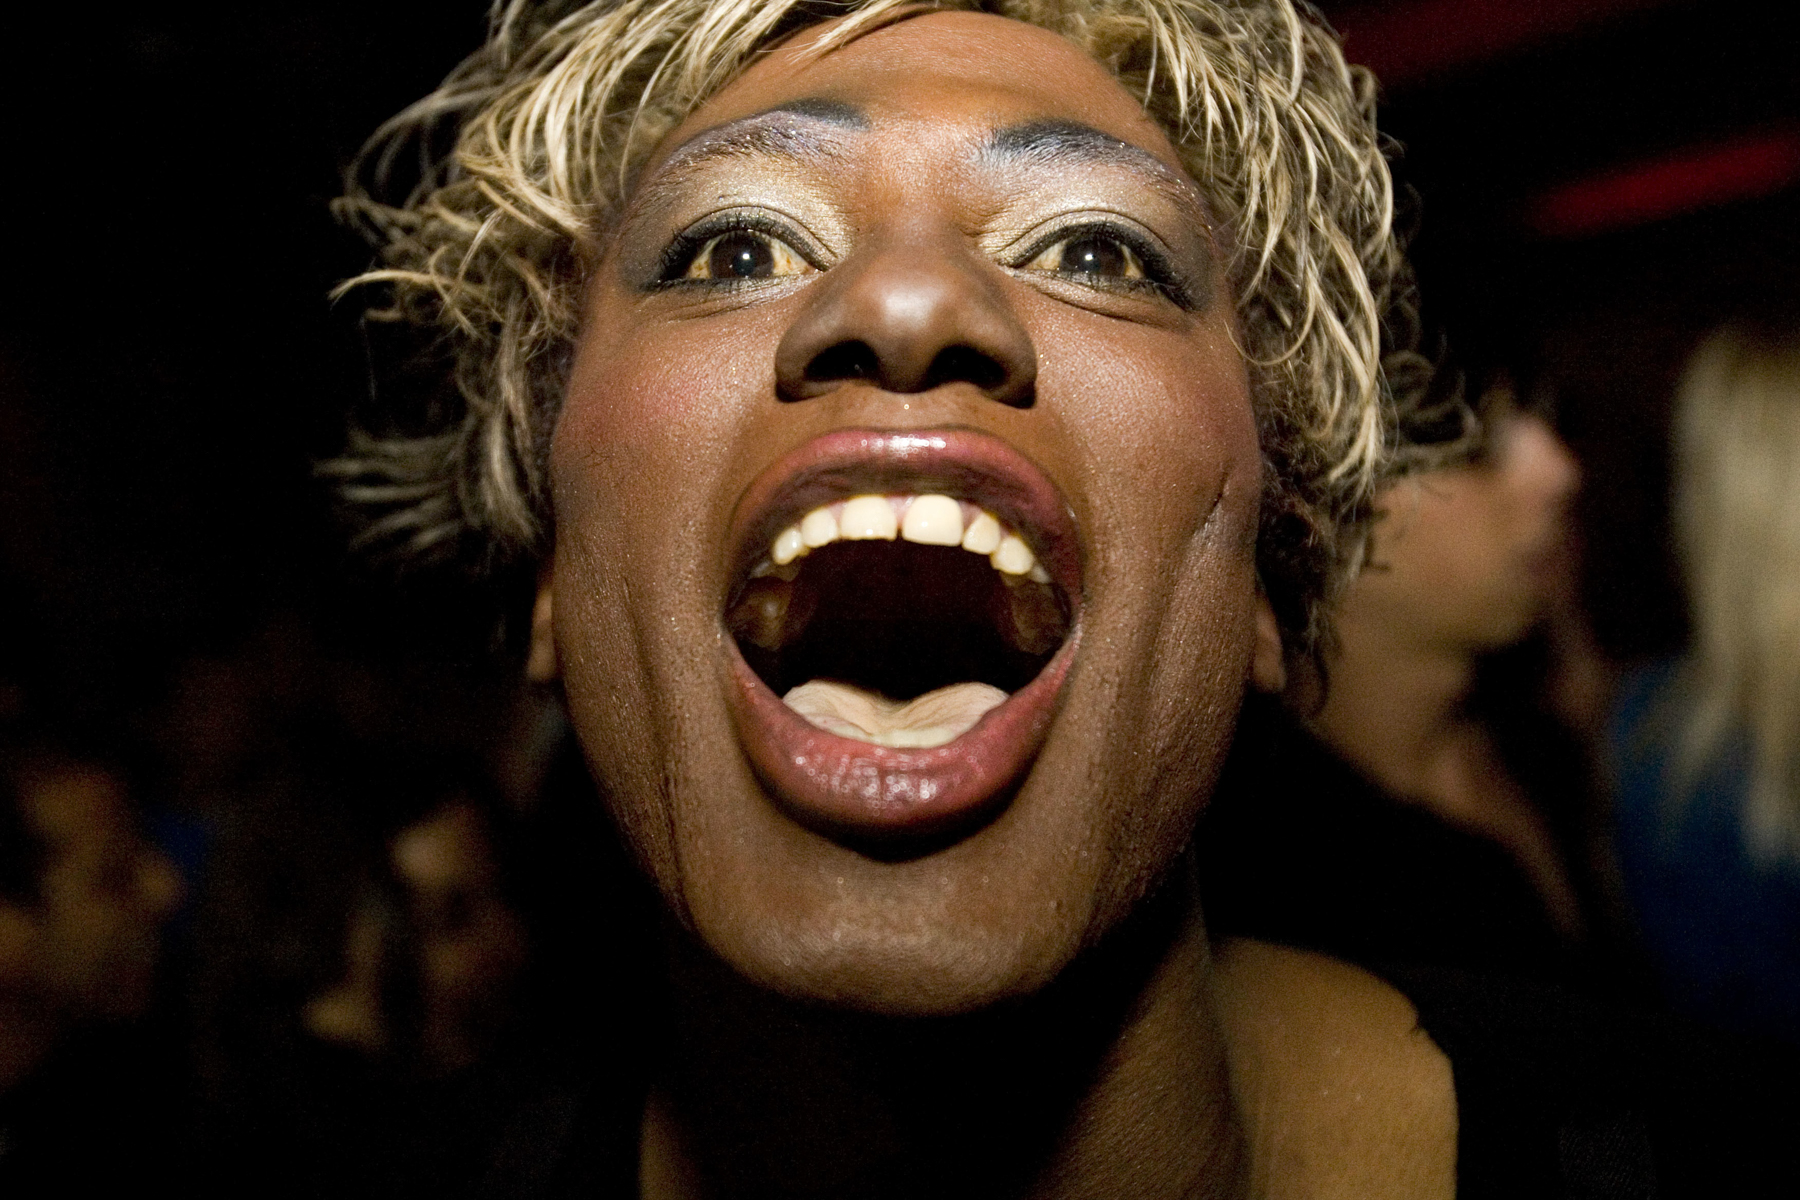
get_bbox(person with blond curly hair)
[329,2,1791,1196]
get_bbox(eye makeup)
[614,111,1217,313]
[648,209,829,289]
[1008,215,1206,309]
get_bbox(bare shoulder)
[1209,938,1457,1200]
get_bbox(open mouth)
[732,492,1068,746]
[722,430,1082,842]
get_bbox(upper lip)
[723,426,1084,600]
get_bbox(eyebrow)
[643,99,869,186]
[982,120,1202,206]
[633,108,1209,234]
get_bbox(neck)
[642,875,1246,1200]
[1310,616,1475,799]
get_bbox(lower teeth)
[783,680,1008,749]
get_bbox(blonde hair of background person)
[328,0,1442,664]
[1670,326,1800,859]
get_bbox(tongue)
[783,680,1008,749]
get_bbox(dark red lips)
[722,428,1083,841]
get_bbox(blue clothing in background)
[1607,661,1800,1046]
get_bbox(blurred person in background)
[1202,378,1631,986]
[1608,324,1800,1048]
[0,717,185,1189]
[191,738,532,1198]
[302,786,528,1076]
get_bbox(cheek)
[1042,316,1260,558]
[1034,318,1262,912]
[1407,490,1507,593]
[555,316,760,521]
[550,295,790,606]
[547,308,766,874]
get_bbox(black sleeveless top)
[1196,698,1584,983]
[1381,966,1796,1198]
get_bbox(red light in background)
[1527,131,1800,238]
[1332,0,1673,89]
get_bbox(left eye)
[682,229,812,281]
[1023,233,1147,282]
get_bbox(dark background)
[1,0,1796,731]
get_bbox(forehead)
[650,11,1189,181]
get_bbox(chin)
[1468,594,1552,651]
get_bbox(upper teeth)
[767,494,1051,583]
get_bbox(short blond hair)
[330,0,1429,656]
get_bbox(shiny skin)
[541,13,1269,1015]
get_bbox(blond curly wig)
[330,0,1433,656]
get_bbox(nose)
[1508,413,1581,508]
[774,232,1037,407]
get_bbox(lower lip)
[726,637,1077,843]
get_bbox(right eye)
[679,229,813,282]
[1022,232,1149,283]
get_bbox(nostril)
[925,346,1006,393]
[805,341,879,385]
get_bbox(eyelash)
[652,213,822,288]
[1011,221,1192,305]
[652,215,1194,307]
